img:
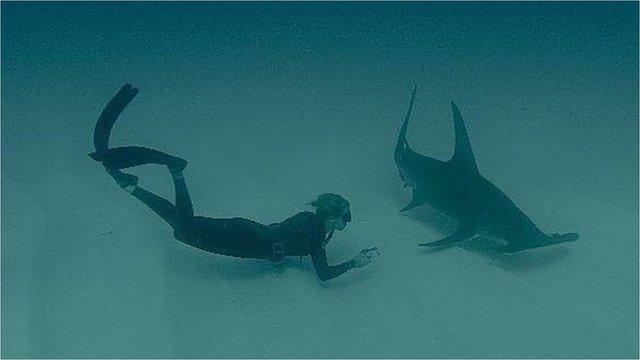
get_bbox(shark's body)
[394,87,578,254]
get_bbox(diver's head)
[309,193,351,232]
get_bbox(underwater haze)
[2,2,638,358]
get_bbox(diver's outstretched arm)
[310,246,355,281]
[309,246,379,281]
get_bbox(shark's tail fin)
[395,85,417,160]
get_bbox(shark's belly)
[420,176,534,241]
[475,191,545,242]
[421,181,480,223]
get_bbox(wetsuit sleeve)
[309,243,355,282]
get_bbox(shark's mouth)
[401,174,413,188]
[397,167,412,188]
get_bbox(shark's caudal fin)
[394,85,418,160]
[90,84,139,159]
[449,102,479,175]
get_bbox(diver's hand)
[351,247,380,268]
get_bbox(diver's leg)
[108,168,177,228]
[92,84,184,230]
[107,168,139,189]
[124,184,178,229]
[130,187,178,229]
[170,168,193,229]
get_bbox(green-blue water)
[2,2,638,358]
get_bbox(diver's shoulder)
[293,211,322,223]
[192,216,267,228]
[295,211,319,218]
[278,211,321,227]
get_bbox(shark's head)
[309,193,352,234]
[397,167,414,188]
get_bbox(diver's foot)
[107,168,138,191]
[168,157,188,179]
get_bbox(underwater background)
[2,2,638,358]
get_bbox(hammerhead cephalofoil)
[394,87,578,254]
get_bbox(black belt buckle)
[272,243,285,263]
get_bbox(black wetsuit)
[91,84,355,281]
[132,176,354,281]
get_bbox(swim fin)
[91,83,139,154]
[90,146,187,171]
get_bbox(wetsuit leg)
[114,172,194,237]
[92,84,188,234]
[130,186,178,229]
[172,176,194,232]
[122,170,194,232]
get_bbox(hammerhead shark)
[394,87,578,254]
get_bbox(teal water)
[2,2,638,358]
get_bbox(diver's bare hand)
[352,247,381,268]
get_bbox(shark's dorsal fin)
[449,101,479,175]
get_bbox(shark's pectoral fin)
[399,197,423,212]
[418,225,476,248]
[498,243,525,255]
[399,187,424,212]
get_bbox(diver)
[89,84,379,281]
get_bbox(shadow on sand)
[489,246,572,272]
[164,246,375,286]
